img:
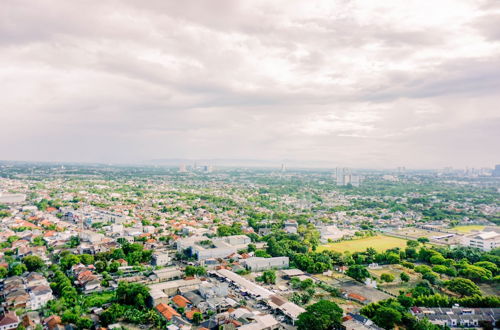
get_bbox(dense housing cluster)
[0,162,498,330]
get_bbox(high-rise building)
[493,165,500,177]
[335,168,360,186]
[281,164,286,172]
[179,164,187,173]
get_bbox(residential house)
[155,303,180,321]
[171,295,191,309]
[152,252,171,267]
[411,307,500,328]
[0,308,19,330]
[28,285,53,310]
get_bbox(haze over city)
[1,0,500,168]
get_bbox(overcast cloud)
[1,0,499,168]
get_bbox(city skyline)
[1,0,500,168]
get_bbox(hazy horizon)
[1,0,499,168]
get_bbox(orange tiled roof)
[155,303,180,321]
[347,293,367,301]
[171,295,190,308]
[185,308,201,320]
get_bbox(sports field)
[451,225,485,233]
[317,235,407,253]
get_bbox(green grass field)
[451,225,485,233]
[317,235,408,253]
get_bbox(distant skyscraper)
[281,164,286,172]
[336,168,360,186]
[493,165,500,177]
[203,165,213,173]
[179,164,187,173]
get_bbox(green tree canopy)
[445,278,482,297]
[296,300,342,330]
[346,265,370,282]
[22,255,45,271]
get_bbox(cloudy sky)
[1,0,499,168]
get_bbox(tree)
[445,278,482,297]
[380,273,395,283]
[433,265,457,277]
[100,304,124,326]
[109,261,120,273]
[192,312,203,325]
[417,237,429,244]
[474,261,498,275]
[300,278,315,290]
[22,256,45,271]
[247,244,256,252]
[32,237,45,247]
[407,240,419,248]
[429,254,446,265]
[217,223,243,236]
[296,300,342,330]
[459,265,492,281]
[0,267,7,279]
[346,265,370,282]
[290,277,302,289]
[255,250,271,258]
[185,265,206,277]
[95,260,107,273]
[9,263,27,276]
[373,307,402,329]
[79,254,94,265]
[414,265,432,274]
[60,254,80,270]
[386,252,400,264]
[76,317,93,329]
[257,270,276,284]
[400,272,410,282]
[422,272,439,285]
[116,282,150,309]
[68,236,80,248]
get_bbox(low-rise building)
[243,257,289,271]
[177,235,251,261]
[28,285,53,310]
[411,307,500,328]
[152,252,171,267]
[462,231,500,251]
[0,308,19,330]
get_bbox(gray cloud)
[0,0,499,168]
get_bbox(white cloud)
[0,0,499,168]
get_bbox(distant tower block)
[281,164,286,172]
[493,165,500,177]
[179,164,187,173]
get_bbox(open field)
[369,264,423,295]
[317,235,407,253]
[392,227,439,238]
[451,225,485,233]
